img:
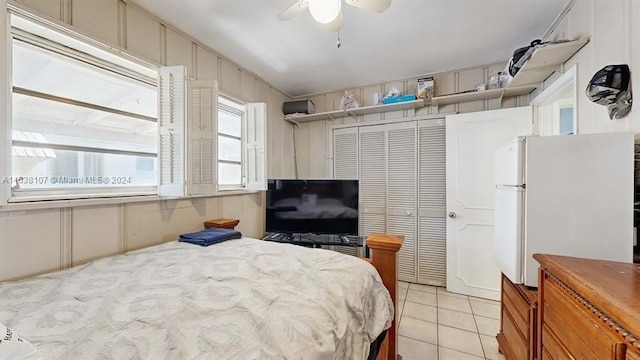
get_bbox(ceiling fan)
[277,0,391,31]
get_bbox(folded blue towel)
[179,228,242,247]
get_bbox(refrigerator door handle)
[496,184,526,189]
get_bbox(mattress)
[0,238,393,359]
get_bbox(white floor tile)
[437,325,485,358]
[397,300,405,324]
[402,302,437,323]
[406,289,437,306]
[438,346,484,360]
[398,317,438,344]
[398,336,438,360]
[398,287,408,300]
[436,286,469,299]
[469,295,500,305]
[437,294,472,313]
[470,300,501,320]
[438,307,477,332]
[409,283,437,294]
[475,315,500,337]
[480,334,505,360]
[396,282,506,360]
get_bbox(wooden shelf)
[284,99,425,124]
[431,37,589,106]
[431,88,503,106]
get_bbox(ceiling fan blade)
[324,11,344,32]
[277,0,309,21]
[344,0,391,13]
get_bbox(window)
[218,96,245,189]
[8,15,157,202]
[558,106,574,135]
[157,66,266,198]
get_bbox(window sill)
[214,189,261,197]
[0,189,262,212]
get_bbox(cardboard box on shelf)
[416,76,435,104]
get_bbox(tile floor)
[396,281,505,360]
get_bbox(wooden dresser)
[497,273,538,360]
[534,254,640,359]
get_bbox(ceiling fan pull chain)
[336,29,341,48]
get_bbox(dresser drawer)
[627,349,640,360]
[541,324,572,360]
[503,290,529,341]
[502,275,529,322]
[543,274,625,359]
[501,305,528,360]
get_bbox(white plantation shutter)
[245,102,267,191]
[158,66,187,197]
[187,80,218,196]
[386,122,417,282]
[359,125,387,239]
[417,120,447,286]
[333,127,358,180]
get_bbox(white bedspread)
[0,238,393,360]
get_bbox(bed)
[0,234,402,360]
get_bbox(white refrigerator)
[493,132,634,287]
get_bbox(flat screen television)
[265,179,359,235]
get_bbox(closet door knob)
[448,211,457,218]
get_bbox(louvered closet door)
[417,119,447,286]
[333,127,359,256]
[386,122,417,283]
[333,127,358,180]
[359,125,387,240]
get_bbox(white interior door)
[446,106,532,300]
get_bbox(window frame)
[5,12,160,203]
[217,94,246,191]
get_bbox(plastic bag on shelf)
[383,86,401,101]
[339,91,360,110]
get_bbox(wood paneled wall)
[0,0,293,281]
[539,0,638,135]
[4,0,634,281]
[292,0,640,181]
[292,63,528,179]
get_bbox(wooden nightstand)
[204,218,240,230]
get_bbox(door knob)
[448,211,457,218]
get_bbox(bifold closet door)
[332,127,360,256]
[333,127,358,180]
[417,119,447,286]
[386,122,417,283]
[358,125,387,240]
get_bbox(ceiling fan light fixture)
[309,0,342,24]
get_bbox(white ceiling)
[130,0,571,98]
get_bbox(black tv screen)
[265,179,359,235]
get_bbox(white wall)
[0,0,294,281]
[541,0,637,134]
